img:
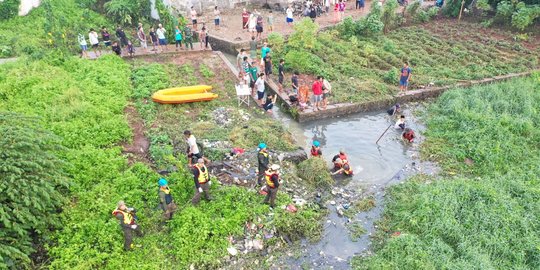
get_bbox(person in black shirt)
[111,41,121,56]
[101,26,111,47]
[278,59,285,91]
[116,26,128,47]
[149,27,158,52]
[264,93,277,113]
[291,71,299,94]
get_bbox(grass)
[353,75,540,269]
[276,19,539,104]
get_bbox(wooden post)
[458,0,466,21]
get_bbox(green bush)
[0,0,20,20]
[0,113,67,268]
[297,158,334,188]
[357,77,540,269]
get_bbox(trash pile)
[212,107,234,126]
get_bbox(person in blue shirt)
[399,62,412,94]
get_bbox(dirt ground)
[194,1,374,42]
[121,105,151,164]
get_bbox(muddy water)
[274,105,435,269]
[220,52,433,269]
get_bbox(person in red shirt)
[402,128,415,143]
[242,8,249,30]
[312,76,324,110]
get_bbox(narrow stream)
[221,52,436,269]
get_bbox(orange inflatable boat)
[151,85,218,104]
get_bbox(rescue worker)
[158,178,177,220]
[332,160,353,176]
[311,140,322,157]
[403,128,415,143]
[191,158,213,205]
[112,201,142,251]
[257,143,270,186]
[263,164,281,208]
[331,149,349,170]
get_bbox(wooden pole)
[376,124,393,144]
[458,0,466,21]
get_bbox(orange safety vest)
[112,208,135,225]
[264,170,278,188]
[194,164,209,184]
[343,165,353,175]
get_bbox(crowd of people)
[77,20,211,58]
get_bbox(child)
[111,41,121,56]
[395,115,406,130]
[127,41,135,57]
[267,11,274,32]
[78,33,88,59]
[199,26,207,50]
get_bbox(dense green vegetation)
[353,75,540,269]
[268,17,538,103]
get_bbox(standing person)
[137,23,148,53]
[191,158,212,205]
[101,26,111,47]
[149,27,159,52]
[395,115,406,130]
[115,26,128,49]
[237,49,247,69]
[214,6,221,30]
[263,164,281,209]
[286,5,294,25]
[78,33,88,59]
[264,54,272,77]
[198,25,207,50]
[255,73,266,107]
[174,25,183,51]
[111,41,121,56]
[241,56,250,73]
[263,93,277,113]
[157,178,177,220]
[183,25,194,50]
[242,8,249,30]
[325,0,331,14]
[309,5,317,22]
[156,23,167,52]
[357,0,365,11]
[88,28,101,57]
[333,1,340,23]
[322,77,332,109]
[184,130,208,166]
[399,62,412,94]
[190,6,198,30]
[278,59,285,91]
[249,36,257,60]
[312,76,324,110]
[267,11,274,32]
[338,0,346,22]
[256,12,264,40]
[299,85,310,108]
[261,42,271,64]
[246,12,257,38]
[291,71,299,94]
[112,201,142,251]
[127,41,135,57]
[257,143,270,186]
[248,60,258,95]
[311,140,322,157]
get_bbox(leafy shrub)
[406,0,422,18]
[288,18,318,50]
[0,0,19,20]
[284,50,327,76]
[383,67,399,84]
[382,0,400,33]
[297,158,334,188]
[0,113,67,269]
[267,32,285,55]
[511,3,540,30]
[229,118,296,151]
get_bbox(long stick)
[458,0,466,21]
[376,124,393,144]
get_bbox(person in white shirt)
[183,130,209,165]
[255,73,266,106]
[156,23,167,52]
[322,78,332,109]
[395,115,406,130]
[286,5,294,25]
[214,6,221,30]
[190,6,198,30]
[88,28,101,57]
[78,33,88,59]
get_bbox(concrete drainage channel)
[218,51,438,269]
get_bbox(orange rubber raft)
[151,85,218,104]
